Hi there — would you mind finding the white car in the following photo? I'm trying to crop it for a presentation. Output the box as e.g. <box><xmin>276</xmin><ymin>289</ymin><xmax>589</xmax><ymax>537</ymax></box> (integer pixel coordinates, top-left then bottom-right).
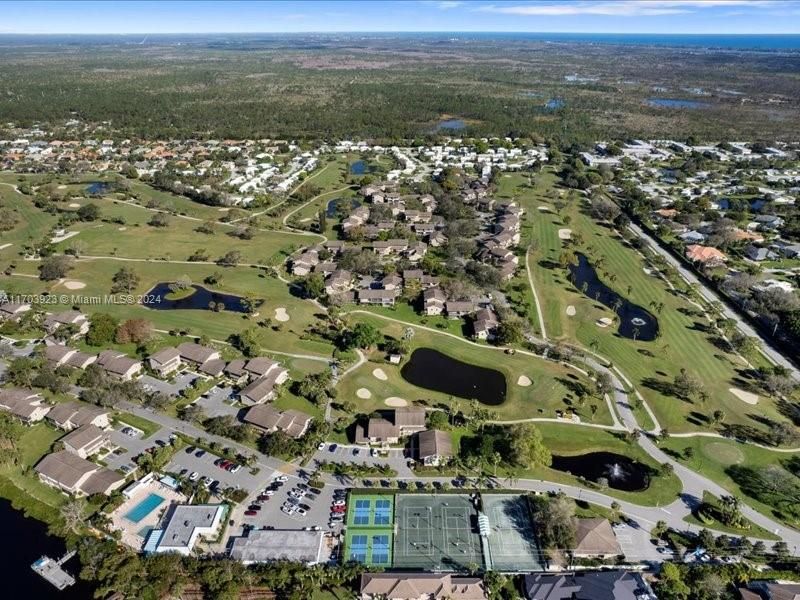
<box><xmin>281</xmin><ymin>506</ymin><xmax>297</xmax><ymax>515</ymax></box>
<box><xmin>332</xmin><ymin>499</ymin><xmax>346</xmax><ymax>507</ymax></box>
<box><xmin>274</xmin><ymin>475</ymin><xmax>288</xmax><ymax>483</ymax></box>
<box><xmin>263</xmin><ymin>490</ymin><xmax>274</xmax><ymax>496</ymax></box>
<box><xmin>317</xmin><ymin>442</ymin><xmax>325</xmax><ymax>450</ymax></box>
<box><xmin>230</xmin><ymin>464</ymin><xmax>242</xmax><ymax>474</ymax></box>
<box><xmin>189</xmin><ymin>471</ymin><xmax>200</xmax><ymax>481</ymax></box>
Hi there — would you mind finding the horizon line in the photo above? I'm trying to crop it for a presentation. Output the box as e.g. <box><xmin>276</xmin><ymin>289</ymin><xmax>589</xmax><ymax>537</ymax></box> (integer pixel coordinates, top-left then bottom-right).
<box><xmin>1</xmin><ymin>31</ymin><xmax>800</xmax><ymax>37</ymax></box>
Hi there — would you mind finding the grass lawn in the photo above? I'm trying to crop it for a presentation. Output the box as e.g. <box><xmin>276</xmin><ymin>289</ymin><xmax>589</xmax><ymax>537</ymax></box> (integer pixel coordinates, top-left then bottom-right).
<box><xmin>509</xmin><ymin>169</ymin><xmax>791</xmax><ymax>436</ymax></box>
<box><xmin>0</xmin><ymin>185</ymin><xmax>59</xmax><ymax>261</ymax></box>
<box><xmin>660</xmin><ymin>435</ymin><xmax>800</xmax><ymax>526</ymax></box>
<box><xmin>0</xmin><ymin>422</ymin><xmax>69</xmax><ymax>526</ymax></box>
<box><xmin>339</xmin><ymin>313</ymin><xmax>612</xmax><ymax>425</ymax></box>
<box><xmin>682</xmin><ymin>490</ymin><xmax>779</xmax><ymax>540</ymax></box>
<box><xmin>115</xmin><ymin>412</ymin><xmax>161</xmax><ymax>439</ymax></box>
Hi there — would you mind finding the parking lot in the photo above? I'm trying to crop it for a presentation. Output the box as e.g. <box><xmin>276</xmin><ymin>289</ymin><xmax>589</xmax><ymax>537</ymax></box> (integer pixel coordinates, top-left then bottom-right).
<box><xmin>166</xmin><ymin>446</ymin><xmax>274</xmax><ymax>494</ymax></box>
<box><xmin>238</xmin><ymin>474</ymin><xmax>348</xmax><ymax>536</ymax></box>
<box><xmin>613</xmin><ymin>522</ymin><xmax>673</xmax><ymax>564</ymax></box>
<box><xmin>104</xmin><ymin>421</ymin><xmax>171</xmax><ymax>474</ymax></box>
<box><xmin>307</xmin><ymin>443</ymin><xmax>414</xmax><ymax>477</ymax></box>
<box><xmin>139</xmin><ymin>372</ymin><xmax>199</xmax><ymax>397</ymax></box>
<box><xmin>195</xmin><ymin>385</ymin><xmax>239</xmax><ymax>418</ymax></box>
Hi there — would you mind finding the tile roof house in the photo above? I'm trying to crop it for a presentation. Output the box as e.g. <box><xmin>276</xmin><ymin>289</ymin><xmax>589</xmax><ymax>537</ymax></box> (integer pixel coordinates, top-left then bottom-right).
<box><xmin>355</xmin><ymin>408</ymin><xmax>427</xmax><ymax>445</ymax></box>
<box><xmin>0</xmin><ymin>388</ymin><xmax>50</xmax><ymax>424</ymax></box>
<box><xmin>416</xmin><ymin>429</ymin><xmax>454</xmax><ymax>466</ymax></box>
<box><xmin>422</xmin><ymin>287</ymin><xmax>446</xmax><ymax>316</ymax></box>
<box><xmin>360</xmin><ymin>573</ymin><xmax>487</xmax><ymax>600</ymax></box>
<box><xmin>96</xmin><ymin>350</ymin><xmax>142</xmax><ymax>380</ymax></box>
<box><xmin>35</xmin><ymin>450</ymin><xmax>124</xmax><ymax>497</ymax></box>
<box><xmin>61</xmin><ymin>424</ymin><xmax>113</xmax><ymax>459</ymax></box>
<box><xmin>325</xmin><ymin>270</ymin><xmax>353</xmax><ymax>295</ymax></box>
<box><xmin>523</xmin><ymin>570</ymin><xmax>653</xmax><ymax>600</ymax></box>
<box><xmin>177</xmin><ymin>342</ymin><xmax>221</xmax><ymax>366</ymax></box>
<box><xmin>473</xmin><ymin>308</ymin><xmax>499</xmax><ymax>341</ymax></box>
<box><xmin>685</xmin><ymin>244</ymin><xmax>727</xmax><ymax>267</ymax></box>
<box><xmin>148</xmin><ymin>347</ymin><xmax>183</xmax><ymax>377</ymax></box>
<box><xmin>243</xmin><ymin>405</ymin><xmax>313</xmax><ymax>438</ymax></box>
<box><xmin>573</xmin><ymin>518</ymin><xmax>622</xmax><ymax>558</ymax></box>
<box><xmin>47</xmin><ymin>401</ymin><xmax>110</xmax><ymax>431</ymax></box>
<box><xmin>238</xmin><ymin>365</ymin><xmax>290</xmax><ymax>405</ymax></box>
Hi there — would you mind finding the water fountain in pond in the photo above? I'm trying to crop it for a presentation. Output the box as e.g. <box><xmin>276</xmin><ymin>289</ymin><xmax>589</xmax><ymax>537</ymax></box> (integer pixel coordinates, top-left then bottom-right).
<box><xmin>607</xmin><ymin>462</ymin><xmax>626</xmax><ymax>481</ymax></box>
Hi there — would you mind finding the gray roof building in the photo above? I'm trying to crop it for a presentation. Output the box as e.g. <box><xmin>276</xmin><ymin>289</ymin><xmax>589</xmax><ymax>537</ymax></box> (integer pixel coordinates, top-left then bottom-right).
<box><xmin>229</xmin><ymin>529</ymin><xmax>326</xmax><ymax>565</ymax></box>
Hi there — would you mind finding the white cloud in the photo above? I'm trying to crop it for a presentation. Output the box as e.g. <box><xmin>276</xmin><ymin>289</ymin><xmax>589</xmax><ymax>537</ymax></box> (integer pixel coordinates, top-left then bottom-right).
<box><xmin>438</xmin><ymin>1</ymin><xmax>464</xmax><ymax>8</ymax></box>
<box><xmin>476</xmin><ymin>0</ymin><xmax>783</xmax><ymax>17</ymax></box>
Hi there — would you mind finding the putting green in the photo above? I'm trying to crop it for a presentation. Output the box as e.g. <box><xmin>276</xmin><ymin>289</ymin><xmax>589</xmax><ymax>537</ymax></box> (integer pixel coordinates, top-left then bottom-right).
<box><xmin>701</xmin><ymin>441</ymin><xmax>744</xmax><ymax>466</ymax></box>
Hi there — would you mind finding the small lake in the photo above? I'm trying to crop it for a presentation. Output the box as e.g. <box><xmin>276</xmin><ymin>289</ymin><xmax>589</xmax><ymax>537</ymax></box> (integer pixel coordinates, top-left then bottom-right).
<box><xmin>647</xmin><ymin>98</ymin><xmax>710</xmax><ymax>109</ymax></box>
<box><xmin>0</xmin><ymin>498</ymin><xmax>96</xmax><ymax>598</ymax></box>
<box><xmin>326</xmin><ymin>197</ymin><xmax>362</xmax><ymax>218</ymax></box>
<box><xmin>569</xmin><ymin>253</ymin><xmax>659</xmax><ymax>341</ymax></box>
<box><xmin>551</xmin><ymin>452</ymin><xmax>650</xmax><ymax>492</ymax></box>
<box><xmin>400</xmin><ymin>348</ymin><xmax>506</xmax><ymax>405</ymax></box>
<box><xmin>143</xmin><ymin>283</ymin><xmax>256</xmax><ymax>313</ymax></box>
<box><xmin>349</xmin><ymin>160</ymin><xmax>375</xmax><ymax>175</ymax></box>
<box><xmin>435</xmin><ymin>118</ymin><xmax>467</xmax><ymax>132</ymax></box>
<box><xmin>545</xmin><ymin>98</ymin><xmax>565</xmax><ymax>109</ymax></box>
<box><xmin>85</xmin><ymin>181</ymin><xmax>112</xmax><ymax>195</ymax></box>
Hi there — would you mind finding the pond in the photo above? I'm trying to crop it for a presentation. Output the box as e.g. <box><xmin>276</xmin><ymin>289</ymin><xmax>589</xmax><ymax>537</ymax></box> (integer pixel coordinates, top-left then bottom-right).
<box><xmin>85</xmin><ymin>181</ymin><xmax>112</xmax><ymax>195</ymax></box>
<box><xmin>143</xmin><ymin>283</ymin><xmax>256</xmax><ymax>313</ymax></box>
<box><xmin>569</xmin><ymin>253</ymin><xmax>659</xmax><ymax>341</ymax></box>
<box><xmin>400</xmin><ymin>348</ymin><xmax>506</xmax><ymax>405</ymax></box>
<box><xmin>434</xmin><ymin>118</ymin><xmax>467</xmax><ymax>132</ymax></box>
<box><xmin>326</xmin><ymin>197</ymin><xmax>362</xmax><ymax>218</ymax></box>
<box><xmin>349</xmin><ymin>160</ymin><xmax>374</xmax><ymax>175</ymax></box>
<box><xmin>545</xmin><ymin>98</ymin><xmax>565</xmax><ymax>109</ymax></box>
<box><xmin>647</xmin><ymin>98</ymin><xmax>710</xmax><ymax>109</ymax></box>
<box><xmin>550</xmin><ymin>452</ymin><xmax>650</xmax><ymax>492</ymax></box>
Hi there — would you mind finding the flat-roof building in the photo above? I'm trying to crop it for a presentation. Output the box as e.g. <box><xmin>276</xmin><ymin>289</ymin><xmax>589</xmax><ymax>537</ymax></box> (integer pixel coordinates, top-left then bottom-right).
<box><xmin>229</xmin><ymin>529</ymin><xmax>327</xmax><ymax>565</ymax></box>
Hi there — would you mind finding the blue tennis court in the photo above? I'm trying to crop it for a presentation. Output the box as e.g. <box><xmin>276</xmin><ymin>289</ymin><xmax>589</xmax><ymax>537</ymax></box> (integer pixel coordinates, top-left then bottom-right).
<box><xmin>374</xmin><ymin>499</ymin><xmax>391</xmax><ymax>525</ymax></box>
<box><xmin>372</xmin><ymin>534</ymin><xmax>390</xmax><ymax>565</ymax></box>
<box><xmin>348</xmin><ymin>534</ymin><xmax>368</xmax><ymax>562</ymax></box>
<box><xmin>353</xmin><ymin>499</ymin><xmax>371</xmax><ymax>525</ymax></box>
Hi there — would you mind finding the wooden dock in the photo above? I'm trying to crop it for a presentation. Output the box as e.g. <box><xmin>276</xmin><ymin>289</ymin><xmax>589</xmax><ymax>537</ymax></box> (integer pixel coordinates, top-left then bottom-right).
<box><xmin>31</xmin><ymin>550</ymin><xmax>76</xmax><ymax>590</ymax></box>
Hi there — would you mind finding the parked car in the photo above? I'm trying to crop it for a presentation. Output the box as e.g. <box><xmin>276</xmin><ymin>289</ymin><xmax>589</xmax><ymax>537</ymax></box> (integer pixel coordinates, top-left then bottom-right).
<box><xmin>189</xmin><ymin>471</ymin><xmax>200</xmax><ymax>481</ymax></box>
<box><xmin>122</xmin><ymin>427</ymin><xmax>137</xmax><ymax>437</ymax></box>
<box><xmin>332</xmin><ymin>499</ymin><xmax>346</xmax><ymax>507</ymax></box>
<box><xmin>317</xmin><ymin>442</ymin><xmax>325</xmax><ymax>450</ymax></box>
<box><xmin>230</xmin><ymin>464</ymin><xmax>242</xmax><ymax>473</ymax></box>
<box><xmin>185</xmin><ymin>446</ymin><xmax>196</xmax><ymax>454</ymax></box>
<box><xmin>296</xmin><ymin>508</ymin><xmax>307</xmax><ymax>516</ymax></box>
<box><xmin>328</xmin><ymin>444</ymin><xmax>338</xmax><ymax>452</ymax></box>
<box><xmin>274</xmin><ymin>475</ymin><xmax>288</xmax><ymax>483</ymax></box>
<box><xmin>195</xmin><ymin>450</ymin><xmax>206</xmax><ymax>458</ymax></box>
<box><xmin>257</xmin><ymin>495</ymin><xmax>271</xmax><ymax>502</ymax></box>
<box><xmin>352</xmin><ymin>448</ymin><xmax>360</xmax><ymax>456</ymax></box>
<box><xmin>308</xmin><ymin>488</ymin><xmax>321</xmax><ymax>495</ymax></box>
<box><xmin>263</xmin><ymin>490</ymin><xmax>275</xmax><ymax>496</ymax></box>
<box><xmin>244</xmin><ymin>510</ymin><xmax>258</xmax><ymax>517</ymax></box>
<box><xmin>248</xmin><ymin>504</ymin><xmax>262</xmax><ymax>511</ymax></box>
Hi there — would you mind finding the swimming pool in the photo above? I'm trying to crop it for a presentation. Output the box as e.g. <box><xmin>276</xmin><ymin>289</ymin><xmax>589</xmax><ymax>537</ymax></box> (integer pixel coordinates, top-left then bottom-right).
<box><xmin>124</xmin><ymin>493</ymin><xmax>165</xmax><ymax>523</ymax></box>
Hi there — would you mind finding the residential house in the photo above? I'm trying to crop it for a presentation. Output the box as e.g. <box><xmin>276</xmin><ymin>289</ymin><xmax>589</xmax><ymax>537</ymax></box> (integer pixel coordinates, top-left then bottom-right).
<box><xmin>291</xmin><ymin>250</ymin><xmax>320</xmax><ymax>276</ymax></box>
<box><xmin>416</xmin><ymin>429</ymin><xmax>453</xmax><ymax>466</ymax></box>
<box><xmin>423</xmin><ymin>288</ymin><xmax>446</xmax><ymax>316</ymax></box>
<box><xmin>573</xmin><ymin>518</ymin><xmax>622</xmax><ymax>559</ymax></box>
<box><xmin>0</xmin><ymin>301</ymin><xmax>31</xmax><ymax>322</ymax></box>
<box><xmin>678</xmin><ymin>230</ymin><xmax>707</xmax><ymax>244</ymax></box>
<box><xmin>96</xmin><ymin>349</ymin><xmax>142</xmax><ymax>380</ymax></box>
<box><xmin>243</xmin><ymin>405</ymin><xmax>313</xmax><ymax>438</ymax></box>
<box><xmin>356</xmin><ymin>407</ymin><xmax>427</xmax><ymax>445</ymax></box>
<box><xmin>148</xmin><ymin>347</ymin><xmax>183</xmax><ymax>377</ymax></box>
<box><xmin>739</xmin><ymin>582</ymin><xmax>800</xmax><ymax>600</ymax></box>
<box><xmin>43</xmin><ymin>310</ymin><xmax>90</xmax><ymax>337</ymax></box>
<box><xmin>177</xmin><ymin>342</ymin><xmax>221</xmax><ymax>367</ymax></box>
<box><xmin>198</xmin><ymin>358</ymin><xmax>226</xmax><ymax>377</ymax></box>
<box><xmin>358</xmin><ymin>288</ymin><xmax>398</xmax><ymax>307</ymax></box>
<box><xmin>745</xmin><ymin>245</ymin><xmax>778</xmax><ymax>262</ymax></box>
<box><xmin>35</xmin><ymin>450</ymin><xmax>124</xmax><ymax>496</ymax></box>
<box><xmin>685</xmin><ymin>244</ymin><xmax>727</xmax><ymax>267</ymax></box>
<box><xmin>755</xmin><ymin>215</ymin><xmax>785</xmax><ymax>231</ymax></box>
<box><xmin>243</xmin><ymin>357</ymin><xmax>287</xmax><ymax>382</ymax></box>
<box><xmin>61</xmin><ymin>424</ymin><xmax>113</xmax><ymax>459</ymax></box>
<box><xmin>446</xmin><ymin>301</ymin><xmax>475</xmax><ymax>318</ymax></box>
<box><xmin>360</xmin><ymin>573</ymin><xmax>487</xmax><ymax>600</ymax></box>
<box><xmin>47</xmin><ymin>401</ymin><xmax>110</xmax><ymax>431</ymax></box>
<box><xmin>0</xmin><ymin>388</ymin><xmax>51</xmax><ymax>424</ymax></box>
<box><xmin>325</xmin><ymin>270</ymin><xmax>353</xmax><ymax>295</ymax></box>
<box><xmin>523</xmin><ymin>571</ymin><xmax>655</xmax><ymax>600</ymax></box>
<box><xmin>148</xmin><ymin>504</ymin><xmax>226</xmax><ymax>555</ymax></box>
<box><xmin>372</xmin><ymin>239</ymin><xmax>409</xmax><ymax>256</ymax></box>
<box><xmin>473</xmin><ymin>308</ymin><xmax>499</xmax><ymax>341</ymax></box>
<box><xmin>239</xmin><ymin>368</ymin><xmax>289</xmax><ymax>405</ymax></box>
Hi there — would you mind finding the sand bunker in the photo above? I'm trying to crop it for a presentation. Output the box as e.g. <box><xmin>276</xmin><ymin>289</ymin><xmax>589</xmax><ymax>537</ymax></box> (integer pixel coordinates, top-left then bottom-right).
<box><xmin>384</xmin><ymin>397</ymin><xmax>408</xmax><ymax>407</ymax></box>
<box><xmin>537</xmin><ymin>206</ymin><xmax>551</xmax><ymax>212</ymax></box>
<box><xmin>62</xmin><ymin>280</ymin><xmax>86</xmax><ymax>290</ymax></box>
<box><xmin>372</xmin><ymin>368</ymin><xmax>388</xmax><ymax>381</ymax></box>
<box><xmin>274</xmin><ymin>307</ymin><xmax>290</xmax><ymax>322</ymax></box>
<box><xmin>356</xmin><ymin>388</ymin><xmax>372</xmax><ymax>399</ymax></box>
<box><xmin>68</xmin><ymin>203</ymin><xmax>81</xmax><ymax>208</ymax></box>
<box><xmin>566</xmin><ymin>305</ymin><xmax>576</xmax><ymax>317</ymax></box>
<box><xmin>558</xmin><ymin>229</ymin><xmax>572</xmax><ymax>240</ymax></box>
<box><xmin>596</xmin><ymin>317</ymin><xmax>613</xmax><ymax>328</ymax></box>
<box><xmin>57</xmin><ymin>185</ymin><xmax>67</xmax><ymax>190</ymax></box>
<box><xmin>118</xmin><ymin>226</ymin><xmax>127</xmax><ymax>231</ymax></box>
<box><xmin>517</xmin><ymin>375</ymin><xmax>532</xmax><ymax>387</ymax></box>
<box><xmin>729</xmin><ymin>387</ymin><xmax>758</xmax><ymax>405</ymax></box>
<box><xmin>0</xmin><ymin>243</ymin><xmax>12</xmax><ymax>251</ymax></box>
<box><xmin>217</xmin><ymin>207</ymin><xmax>229</xmax><ymax>212</ymax></box>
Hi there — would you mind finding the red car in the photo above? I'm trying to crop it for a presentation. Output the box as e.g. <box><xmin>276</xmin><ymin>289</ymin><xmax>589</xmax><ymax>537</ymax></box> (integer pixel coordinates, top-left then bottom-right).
<box><xmin>244</xmin><ymin>510</ymin><xmax>258</xmax><ymax>516</ymax></box>
<box><xmin>332</xmin><ymin>505</ymin><xmax>346</xmax><ymax>513</ymax></box>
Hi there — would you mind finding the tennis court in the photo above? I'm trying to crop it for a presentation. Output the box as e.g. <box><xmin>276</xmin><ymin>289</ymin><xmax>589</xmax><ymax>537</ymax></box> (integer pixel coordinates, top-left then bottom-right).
<box><xmin>344</xmin><ymin>494</ymin><xmax>395</xmax><ymax>566</ymax></box>
<box><xmin>346</xmin><ymin>494</ymin><xmax>395</xmax><ymax>528</ymax></box>
<box><xmin>393</xmin><ymin>494</ymin><xmax>484</xmax><ymax>571</ymax></box>
<box><xmin>481</xmin><ymin>494</ymin><xmax>544</xmax><ymax>572</ymax></box>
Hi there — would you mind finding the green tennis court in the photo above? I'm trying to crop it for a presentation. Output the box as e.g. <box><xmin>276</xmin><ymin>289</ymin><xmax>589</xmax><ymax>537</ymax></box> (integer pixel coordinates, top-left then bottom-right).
<box><xmin>393</xmin><ymin>494</ymin><xmax>484</xmax><ymax>570</ymax></box>
<box><xmin>344</xmin><ymin>494</ymin><xmax>395</xmax><ymax>566</ymax></box>
<box><xmin>481</xmin><ymin>494</ymin><xmax>544</xmax><ymax>571</ymax></box>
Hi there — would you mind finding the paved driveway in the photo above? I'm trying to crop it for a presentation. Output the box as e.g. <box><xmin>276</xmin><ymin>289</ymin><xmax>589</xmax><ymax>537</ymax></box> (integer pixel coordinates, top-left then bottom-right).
<box><xmin>104</xmin><ymin>421</ymin><xmax>171</xmax><ymax>473</ymax></box>
<box><xmin>613</xmin><ymin>522</ymin><xmax>673</xmax><ymax>564</ymax></box>
<box><xmin>139</xmin><ymin>372</ymin><xmax>199</xmax><ymax>396</ymax></box>
<box><xmin>306</xmin><ymin>443</ymin><xmax>414</xmax><ymax>477</ymax></box>
<box><xmin>195</xmin><ymin>385</ymin><xmax>239</xmax><ymax>418</ymax></box>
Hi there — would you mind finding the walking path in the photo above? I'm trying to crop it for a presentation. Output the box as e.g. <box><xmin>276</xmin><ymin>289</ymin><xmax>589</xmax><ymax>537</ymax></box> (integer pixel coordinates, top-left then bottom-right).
<box><xmin>525</xmin><ymin>246</ymin><xmax>548</xmax><ymax>340</ymax></box>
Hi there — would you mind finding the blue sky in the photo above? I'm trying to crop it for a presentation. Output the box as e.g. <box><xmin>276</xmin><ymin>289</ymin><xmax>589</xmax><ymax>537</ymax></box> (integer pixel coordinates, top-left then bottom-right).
<box><xmin>3</xmin><ymin>1</ymin><xmax>800</xmax><ymax>34</ymax></box>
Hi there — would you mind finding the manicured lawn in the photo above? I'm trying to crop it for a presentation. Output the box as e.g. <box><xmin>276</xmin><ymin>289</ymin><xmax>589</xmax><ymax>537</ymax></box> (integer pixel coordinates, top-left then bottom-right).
<box><xmin>0</xmin><ymin>185</ymin><xmax>59</xmax><ymax>261</ymax></box>
<box><xmin>660</xmin><ymin>436</ymin><xmax>800</xmax><ymax>526</ymax></box>
<box><xmin>339</xmin><ymin>313</ymin><xmax>613</xmax><ymax>425</ymax></box>
<box><xmin>513</xmin><ymin>169</ymin><xmax>790</xmax><ymax>435</ymax></box>
<box><xmin>115</xmin><ymin>413</ymin><xmax>161</xmax><ymax>439</ymax></box>
<box><xmin>682</xmin><ymin>491</ymin><xmax>779</xmax><ymax>540</ymax></box>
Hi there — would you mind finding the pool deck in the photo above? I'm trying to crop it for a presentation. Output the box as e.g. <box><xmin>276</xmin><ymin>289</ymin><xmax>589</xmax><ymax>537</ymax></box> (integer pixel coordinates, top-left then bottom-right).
<box><xmin>110</xmin><ymin>480</ymin><xmax>185</xmax><ymax>550</ymax></box>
